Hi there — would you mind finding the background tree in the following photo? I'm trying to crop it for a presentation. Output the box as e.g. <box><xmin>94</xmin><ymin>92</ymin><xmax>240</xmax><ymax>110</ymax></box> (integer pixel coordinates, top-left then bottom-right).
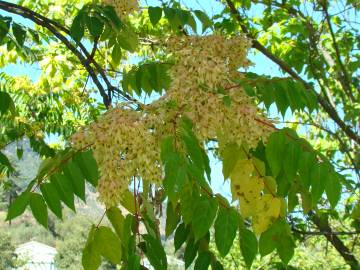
<box><xmin>0</xmin><ymin>231</ymin><xmax>18</xmax><ymax>269</ymax></box>
<box><xmin>0</xmin><ymin>0</ymin><xmax>359</xmax><ymax>269</ymax></box>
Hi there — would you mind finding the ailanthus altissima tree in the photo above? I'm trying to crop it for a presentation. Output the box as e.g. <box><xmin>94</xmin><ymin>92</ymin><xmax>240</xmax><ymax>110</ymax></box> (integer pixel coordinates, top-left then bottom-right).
<box><xmin>0</xmin><ymin>0</ymin><xmax>359</xmax><ymax>269</ymax></box>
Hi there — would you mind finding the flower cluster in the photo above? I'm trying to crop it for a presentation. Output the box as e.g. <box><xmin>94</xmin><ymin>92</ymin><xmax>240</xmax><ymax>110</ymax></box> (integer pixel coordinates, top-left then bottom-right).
<box><xmin>167</xmin><ymin>35</ymin><xmax>252</xmax><ymax>89</ymax></box>
<box><xmin>71</xmin><ymin>34</ymin><xmax>274</xmax><ymax>207</ymax></box>
<box><xmin>163</xmin><ymin>35</ymin><xmax>272</xmax><ymax>148</ymax></box>
<box><xmin>71</xmin><ymin>107</ymin><xmax>161</xmax><ymax>206</ymax></box>
<box><xmin>102</xmin><ymin>0</ymin><xmax>139</xmax><ymax>17</ymax></box>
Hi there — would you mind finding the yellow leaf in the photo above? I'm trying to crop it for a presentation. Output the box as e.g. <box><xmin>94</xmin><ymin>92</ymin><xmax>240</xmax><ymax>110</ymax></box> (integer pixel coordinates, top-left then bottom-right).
<box><xmin>230</xmin><ymin>159</ymin><xmax>254</xmax><ymax>200</ymax></box>
<box><xmin>252</xmin><ymin>158</ymin><xmax>265</xmax><ymax>176</ymax></box>
<box><xmin>230</xmin><ymin>159</ymin><xmax>254</xmax><ymax>182</ymax></box>
<box><xmin>242</xmin><ymin>176</ymin><xmax>264</xmax><ymax>201</ymax></box>
<box><xmin>258</xmin><ymin>195</ymin><xmax>280</xmax><ymax>217</ymax></box>
<box><xmin>263</xmin><ymin>176</ymin><xmax>277</xmax><ymax>195</ymax></box>
<box><xmin>252</xmin><ymin>215</ymin><xmax>271</xmax><ymax>235</ymax></box>
<box><xmin>279</xmin><ymin>198</ymin><xmax>287</xmax><ymax>217</ymax></box>
<box><xmin>239</xmin><ymin>197</ymin><xmax>257</xmax><ymax>218</ymax></box>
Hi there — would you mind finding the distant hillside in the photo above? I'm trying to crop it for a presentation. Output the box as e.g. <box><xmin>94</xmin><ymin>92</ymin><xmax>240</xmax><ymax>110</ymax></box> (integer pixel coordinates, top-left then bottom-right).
<box><xmin>3</xmin><ymin>139</ymin><xmax>41</xmax><ymax>190</ymax></box>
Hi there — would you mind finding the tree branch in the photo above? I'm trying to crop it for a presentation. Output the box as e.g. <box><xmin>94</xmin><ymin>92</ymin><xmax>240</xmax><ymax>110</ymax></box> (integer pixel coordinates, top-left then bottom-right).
<box><xmin>224</xmin><ymin>0</ymin><xmax>360</xmax><ymax>145</ymax></box>
<box><xmin>321</xmin><ymin>1</ymin><xmax>355</xmax><ymax>102</ymax></box>
<box><xmin>292</xmin><ymin>227</ymin><xmax>360</xmax><ymax>236</ymax></box>
<box><xmin>0</xmin><ymin>0</ymin><xmax>112</xmax><ymax>107</ymax></box>
<box><xmin>309</xmin><ymin>211</ymin><xmax>359</xmax><ymax>269</ymax></box>
<box><xmin>0</xmin><ymin>1</ymin><xmax>142</xmax><ymax>108</ymax></box>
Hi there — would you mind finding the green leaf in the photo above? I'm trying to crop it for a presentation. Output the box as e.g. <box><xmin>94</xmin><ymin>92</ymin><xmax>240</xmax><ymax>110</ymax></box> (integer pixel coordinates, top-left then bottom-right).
<box><xmin>160</xmin><ymin>136</ymin><xmax>175</xmax><ymax>163</ymax></box>
<box><xmin>221</xmin><ymin>142</ymin><xmax>243</xmax><ymax>179</ymax></box>
<box><xmin>184</xmin><ymin>238</ymin><xmax>198</xmax><ymax>269</ymax></box>
<box><xmin>310</xmin><ymin>163</ymin><xmax>328</xmax><ymax>205</ymax></box>
<box><xmin>192</xmin><ymin>196</ymin><xmax>218</xmax><ymax>241</ymax></box>
<box><xmin>0</xmin><ymin>17</ymin><xmax>10</xmax><ymax>43</ymax></box>
<box><xmin>73</xmin><ymin>150</ymin><xmax>99</xmax><ymax>187</ymax></box>
<box><xmin>239</xmin><ymin>229</ymin><xmax>258</xmax><ymax>269</ymax></box>
<box><xmin>181</xmin><ymin>118</ymin><xmax>211</xmax><ymax>180</ymax></box>
<box><xmin>161</xmin><ymin>137</ymin><xmax>187</xmax><ymax>201</ymax></box>
<box><xmin>215</xmin><ymin>207</ymin><xmax>239</xmax><ymax>257</ymax></box>
<box><xmin>12</xmin><ymin>23</ymin><xmax>26</xmax><ymax>47</ymax></box>
<box><xmin>258</xmin><ymin>219</ymin><xmax>294</xmax><ymax>264</ymax></box>
<box><xmin>148</xmin><ymin>6</ymin><xmax>162</xmax><ymax>26</ymax></box>
<box><xmin>259</xmin><ymin>226</ymin><xmax>277</xmax><ymax>257</ymax></box>
<box><xmin>177</xmin><ymin>9</ymin><xmax>190</xmax><ymax>27</ymax></box>
<box><xmin>16</xmin><ymin>148</ymin><xmax>23</xmax><ymax>159</ymax></box>
<box><xmin>265</xmin><ymin>131</ymin><xmax>286</xmax><ymax>178</ymax></box>
<box><xmin>165</xmin><ymin>202</ymin><xmax>180</xmax><ymax>238</ymax></box>
<box><xmin>50</xmin><ymin>173</ymin><xmax>75</xmax><ymax>211</ymax></box>
<box><xmin>194</xmin><ymin>10</ymin><xmax>212</xmax><ymax>32</ymax></box>
<box><xmin>102</xmin><ymin>6</ymin><xmax>122</xmax><ymax>30</ymax></box>
<box><xmin>277</xmin><ymin>234</ymin><xmax>295</xmax><ymax>265</ymax></box>
<box><xmin>187</xmin><ymin>13</ymin><xmax>197</xmax><ymax>32</ymax></box>
<box><xmin>274</xmin><ymin>84</ymin><xmax>289</xmax><ymax>117</ymax></box>
<box><xmin>29</xmin><ymin>193</ymin><xmax>48</xmax><ymax>228</ymax></box>
<box><xmin>142</xmin><ymin>212</ymin><xmax>159</xmax><ymax>240</ymax></box>
<box><xmin>63</xmin><ymin>161</ymin><xmax>86</xmax><ymax>201</ymax></box>
<box><xmin>106</xmin><ymin>207</ymin><xmax>125</xmax><ymax>239</ymax></box>
<box><xmin>111</xmin><ymin>43</ymin><xmax>122</xmax><ymax>66</ymax></box>
<box><xmin>212</xmin><ymin>261</ymin><xmax>224</xmax><ymax>270</ymax></box>
<box><xmin>174</xmin><ymin>223</ymin><xmax>189</xmax><ymax>251</ymax></box>
<box><xmin>0</xmin><ymin>151</ymin><xmax>12</xmax><ymax>168</ymax></box>
<box><xmin>120</xmin><ymin>190</ymin><xmax>136</xmax><ymax>214</ymax></box>
<box><xmin>325</xmin><ymin>173</ymin><xmax>341</xmax><ymax>208</ymax></box>
<box><xmin>283</xmin><ymin>141</ymin><xmax>300</xmax><ymax>181</ymax></box>
<box><xmin>40</xmin><ymin>183</ymin><xmax>62</xmax><ymax>219</ymax></box>
<box><xmin>86</xmin><ymin>15</ymin><xmax>104</xmax><ymax>38</ymax></box>
<box><xmin>222</xmin><ymin>95</ymin><xmax>232</xmax><ymax>107</ymax></box>
<box><xmin>194</xmin><ymin>251</ymin><xmax>212</xmax><ymax>270</ymax></box>
<box><xmin>164</xmin><ymin>7</ymin><xmax>181</xmax><ymax>30</ymax></box>
<box><xmin>147</xmin><ymin>64</ymin><xmax>159</xmax><ymax>93</ymax></box>
<box><xmin>143</xmin><ymin>234</ymin><xmax>167</xmax><ymax>270</ymax></box>
<box><xmin>94</xmin><ymin>226</ymin><xmax>122</xmax><ymax>264</ymax></box>
<box><xmin>276</xmin><ymin>169</ymin><xmax>290</xmax><ymax>197</ymax></box>
<box><xmin>6</xmin><ymin>190</ymin><xmax>30</xmax><ymax>221</ymax></box>
<box><xmin>285</xmin><ymin>83</ymin><xmax>301</xmax><ymax>112</ymax></box>
<box><xmin>126</xmin><ymin>254</ymin><xmax>141</xmax><ymax>270</ymax></box>
<box><xmin>298</xmin><ymin>151</ymin><xmax>316</xmax><ymax>189</ymax></box>
<box><xmin>0</xmin><ymin>91</ymin><xmax>15</xmax><ymax>115</ymax></box>
<box><xmin>70</xmin><ymin>12</ymin><xmax>85</xmax><ymax>42</ymax></box>
<box><xmin>180</xmin><ymin>189</ymin><xmax>197</xmax><ymax>225</ymax></box>
<box><xmin>164</xmin><ymin>154</ymin><xmax>187</xmax><ymax>201</ymax></box>
<box><xmin>117</xmin><ymin>29</ymin><xmax>138</xmax><ymax>52</ymax></box>
<box><xmin>82</xmin><ymin>226</ymin><xmax>101</xmax><ymax>270</ymax></box>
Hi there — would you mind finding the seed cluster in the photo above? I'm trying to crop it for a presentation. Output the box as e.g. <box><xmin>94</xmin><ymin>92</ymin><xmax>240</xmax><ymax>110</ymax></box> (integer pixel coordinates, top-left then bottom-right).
<box><xmin>102</xmin><ymin>0</ymin><xmax>139</xmax><ymax>17</ymax></box>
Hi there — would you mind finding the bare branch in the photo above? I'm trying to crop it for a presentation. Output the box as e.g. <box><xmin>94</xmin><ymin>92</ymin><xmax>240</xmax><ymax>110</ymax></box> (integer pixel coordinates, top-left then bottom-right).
<box><xmin>292</xmin><ymin>227</ymin><xmax>360</xmax><ymax>236</ymax></box>
<box><xmin>321</xmin><ymin>1</ymin><xmax>355</xmax><ymax>102</ymax></box>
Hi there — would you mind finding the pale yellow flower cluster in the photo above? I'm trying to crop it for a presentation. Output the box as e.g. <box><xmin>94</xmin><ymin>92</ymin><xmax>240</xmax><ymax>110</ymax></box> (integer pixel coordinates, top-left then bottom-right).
<box><xmin>167</xmin><ymin>35</ymin><xmax>252</xmax><ymax>89</ymax></box>
<box><xmin>102</xmin><ymin>0</ymin><xmax>139</xmax><ymax>17</ymax></box>
<box><xmin>163</xmin><ymin>35</ymin><xmax>272</xmax><ymax>148</ymax></box>
<box><xmin>71</xmin><ymin>107</ymin><xmax>161</xmax><ymax>206</ymax></box>
<box><xmin>71</xmin><ymin>34</ymin><xmax>273</xmax><ymax>207</ymax></box>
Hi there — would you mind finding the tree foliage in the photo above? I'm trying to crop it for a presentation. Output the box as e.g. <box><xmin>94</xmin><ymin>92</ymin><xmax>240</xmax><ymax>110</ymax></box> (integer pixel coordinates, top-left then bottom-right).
<box><xmin>0</xmin><ymin>0</ymin><xmax>359</xmax><ymax>269</ymax></box>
